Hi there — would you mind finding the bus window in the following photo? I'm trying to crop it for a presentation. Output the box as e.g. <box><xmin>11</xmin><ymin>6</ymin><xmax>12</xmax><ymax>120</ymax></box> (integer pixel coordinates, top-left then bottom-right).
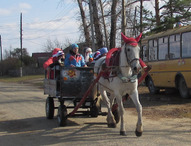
<box><xmin>149</xmin><ymin>39</ymin><xmax>157</xmax><ymax>61</ymax></box>
<box><xmin>169</xmin><ymin>34</ymin><xmax>180</xmax><ymax>59</ymax></box>
<box><xmin>142</xmin><ymin>45</ymin><xmax>148</xmax><ymax>61</ymax></box>
<box><xmin>182</xmin><ymin>31</ymin><xmax>191</xmax><ymax>58</ymax></box>
<box><xmin>175</xmin><ymin>34</ymin><xmax>180</xmax><ymax>41</ymax></box>
<box><xmin>159</xmin><ymin>37</ymin><xmax>168</xmax><ymax>60</ymax></box>
<box><xmin>142</xmin><ymin>25</ymin><xmax>191</xmax><ymax>98</ymax></box>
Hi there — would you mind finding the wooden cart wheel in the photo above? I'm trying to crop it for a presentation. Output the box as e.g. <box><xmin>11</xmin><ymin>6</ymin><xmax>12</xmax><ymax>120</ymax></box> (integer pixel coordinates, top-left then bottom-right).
<box><xmin>45</xmin><ymin>96</ymin><xmax>54</xmax><ymax>119</ymax></box>
<box><xmin>112</xmin><ymin>107</ymin><xmax>120</xmax><ymax>124</ymax></box>
<box><xmin>57</xmin><ymin>105</ymin><xmax>67</xmax><ymax>126</ymax></box>
<box><xmin>90</xmin><ymin>97</ymin><xmax>101</xmax><ymax>117</ymax></box>
<box><xmin>90</xmin><ymin>105</ymin><xmax>99</xmax><ymax>117</ymax></box>
<box><xmin>112</xmin><ymin>99</ymin><xmax>120</xmax><ymax>124</ymax></box>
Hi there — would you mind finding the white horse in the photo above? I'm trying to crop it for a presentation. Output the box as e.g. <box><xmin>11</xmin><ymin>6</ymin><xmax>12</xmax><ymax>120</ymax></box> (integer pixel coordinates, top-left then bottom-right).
<box><xmin>94</xmin><ymin>33</ymin><xmax>143</xmax><ymax>136</ymax></box>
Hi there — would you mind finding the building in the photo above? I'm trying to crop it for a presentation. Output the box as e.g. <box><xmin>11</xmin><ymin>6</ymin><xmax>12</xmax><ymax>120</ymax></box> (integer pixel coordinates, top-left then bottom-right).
<box><xmin>32</xmin><ymin>52</ymin><xmax>52</xmax><ymax>67</ymax></box>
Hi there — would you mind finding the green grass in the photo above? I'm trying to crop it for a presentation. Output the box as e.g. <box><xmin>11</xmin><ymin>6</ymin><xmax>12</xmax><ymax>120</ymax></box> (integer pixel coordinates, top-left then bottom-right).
<box><xmin>0</xmin><ymin>75</ymin><xmax>44</xmax><ymax>83</ymax></box>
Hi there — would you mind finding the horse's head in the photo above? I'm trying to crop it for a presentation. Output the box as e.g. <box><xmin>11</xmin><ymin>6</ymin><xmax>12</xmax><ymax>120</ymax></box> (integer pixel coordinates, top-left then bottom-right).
<box><xmin>121</xmin><ymin>33</ymin><xmax>142</xmax><ymax>75</ymax></box>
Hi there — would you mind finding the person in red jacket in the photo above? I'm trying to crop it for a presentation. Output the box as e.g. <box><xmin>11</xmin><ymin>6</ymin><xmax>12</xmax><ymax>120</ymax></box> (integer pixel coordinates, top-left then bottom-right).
<box><xmin>43</xmin><ymin>48</ymin><xmax>64</xmax><ymax>69</ymax></box>
<box><xmin>43</xmin><ymin>48</ymin><xmax>65</xmax><ymax>79</ymax></box>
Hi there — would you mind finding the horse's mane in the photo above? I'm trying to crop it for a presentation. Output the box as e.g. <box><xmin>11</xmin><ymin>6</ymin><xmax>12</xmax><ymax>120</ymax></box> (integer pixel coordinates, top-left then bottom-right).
<box><xmin>105</xmin><ymin>48</ymin><xmax>121</xmax><ymax>67</ymax></box>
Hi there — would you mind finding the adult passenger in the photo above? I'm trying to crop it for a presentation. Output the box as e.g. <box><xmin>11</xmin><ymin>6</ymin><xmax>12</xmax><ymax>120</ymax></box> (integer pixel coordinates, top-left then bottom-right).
<box><xmin>64</xmin><ymin>43</ymin><xmax>87</xmax><ymax>67</ymax></box>
<box><xmin>43</xmin><ymin>48</ymin><xmax>65</xmax><ymax>79</ymax></box>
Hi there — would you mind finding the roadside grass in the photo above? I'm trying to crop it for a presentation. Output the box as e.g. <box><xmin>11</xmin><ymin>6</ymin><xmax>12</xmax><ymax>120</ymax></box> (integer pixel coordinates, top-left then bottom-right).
<box><xmin>0</xmin><ymin>75</ymin><xmax>44</xmax><ymax>83</ymax></box>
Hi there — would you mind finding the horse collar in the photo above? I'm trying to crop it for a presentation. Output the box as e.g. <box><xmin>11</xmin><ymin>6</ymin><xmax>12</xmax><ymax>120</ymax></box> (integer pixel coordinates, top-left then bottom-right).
<box><xmin>118</xmin><ymin>73</ymin><xmax>137</xmax><ymax>83</ymax></box>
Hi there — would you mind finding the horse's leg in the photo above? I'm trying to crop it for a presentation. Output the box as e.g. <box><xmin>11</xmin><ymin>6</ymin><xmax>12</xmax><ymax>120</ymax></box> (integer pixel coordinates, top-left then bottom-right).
<box><xmin>100</xmin><ymin>88</ymin><xmax>116</xmax><ymax>128</ymax></box>
<box><xmin>130</xmin><ymin>90</ymin><xmax>143</xmax><ymax>137</ymax></box>
<box><xmin>115</xmin><ymin>94</ymin><xmax>126</xmax><ymax>136</ymax></box>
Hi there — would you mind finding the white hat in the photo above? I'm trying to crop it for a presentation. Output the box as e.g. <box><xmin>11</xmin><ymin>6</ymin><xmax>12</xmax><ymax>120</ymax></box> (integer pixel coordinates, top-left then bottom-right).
<box><xmin>52</xmin><ymin>50</ymin><xmax>64</xmax><ymax>57</ymax></box>
<box><xmin>86</xmin><ymin>47</ymin><xmax>92</xmax><ymax>53</ymax></box>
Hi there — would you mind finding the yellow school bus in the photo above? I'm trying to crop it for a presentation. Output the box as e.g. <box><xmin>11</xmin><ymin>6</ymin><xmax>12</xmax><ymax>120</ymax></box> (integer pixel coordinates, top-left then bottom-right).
<box><xmin>141</xmin><ymin>25</ymin><xmax>191</xmax><ymax>98</ymax></box>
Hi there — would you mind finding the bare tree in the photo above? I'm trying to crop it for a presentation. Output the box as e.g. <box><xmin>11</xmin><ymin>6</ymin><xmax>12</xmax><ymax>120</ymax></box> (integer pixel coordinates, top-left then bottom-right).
<box><xmin>99</xmin><ymin>0</ymin><xmax>109</xmax><ymax>49</ymax></box>
<box><xmin>61</xmin><ymin>0</ymin><xmax>143</xmax><ymax>50</ymax></box>
<box><xmin>91</xmin><ymin>0</ymin><xmax>103</xmax><ymax>49</ymax></box>
<box><xmin>155</xmin><ymin>0</ymin><xmax>160</xmax><ymax>27</ymax></box>
<box><xmin>4</xmin><ymin>47</ymin><xmax>11</xmax><ymax>59</ymax></box>
<box><xmin>77</xmin><ymin>0</ymin><xmax>91</xmax><ymax>46</ymax></box>
<box><xmin>43</xmin><ymin>38</ymin><xmax>63</xmax><ymax>52</ymax></box>
<box><xmin>110</xmin><ymin>0</ymin><xmax>118</xmax><ymax>49</ymax></box>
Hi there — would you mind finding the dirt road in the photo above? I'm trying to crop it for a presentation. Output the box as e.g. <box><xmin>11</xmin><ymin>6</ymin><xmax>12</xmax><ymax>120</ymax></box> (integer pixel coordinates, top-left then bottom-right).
<box><xmin>0</xmin><ymin>81</ymin><xmax>191</xmax><ymax>146</ymax></box>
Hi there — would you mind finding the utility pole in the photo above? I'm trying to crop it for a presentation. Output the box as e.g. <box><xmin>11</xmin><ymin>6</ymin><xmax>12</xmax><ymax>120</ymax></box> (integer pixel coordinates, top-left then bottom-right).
<box><xmin>89</xmin><ymin>0</ymin><xmax>95</xmax><ymax>52</ymax></box>
<box><xmin>20</xmin><ymin>13</ymin><xmax>23</xmax><ymax>77</ymax></box>
<box><xmin>0</xmin><ymin>35</ymin><xmax>2</xmax><ymax>61</ymax></box>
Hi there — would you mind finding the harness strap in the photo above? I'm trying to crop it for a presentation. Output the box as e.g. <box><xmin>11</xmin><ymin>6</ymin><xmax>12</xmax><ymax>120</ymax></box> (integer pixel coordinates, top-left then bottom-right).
<box><xmin>124</xmin><ymin>44</ymin><xmax>139</xmax><ymax>65</ymax></box>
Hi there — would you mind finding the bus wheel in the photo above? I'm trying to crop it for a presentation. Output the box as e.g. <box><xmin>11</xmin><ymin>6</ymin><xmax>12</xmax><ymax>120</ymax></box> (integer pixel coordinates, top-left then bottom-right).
<box><xmin>147</xmin><ymin>78</ymin><xmax>159</xmax><ymax>94</ymax></box>
<box><xmin>178</xmin><ymin>77</ymin><xmax>190</xmax><ymax>98</ymax></box>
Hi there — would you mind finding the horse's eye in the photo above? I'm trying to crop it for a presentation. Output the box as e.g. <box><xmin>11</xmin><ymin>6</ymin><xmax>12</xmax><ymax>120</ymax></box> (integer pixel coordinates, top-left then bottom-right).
<box><xmin>127</xmin><ymin>48</ymin><xmax>130</xmax><ymax>52</ymax></box>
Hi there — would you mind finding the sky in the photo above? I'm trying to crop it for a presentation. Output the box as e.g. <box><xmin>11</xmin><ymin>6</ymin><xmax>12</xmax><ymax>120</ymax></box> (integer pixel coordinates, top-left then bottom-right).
<box><xmin>0</xmin><ymin>0</ymin><xmax>80</xmax><ymax>57</ymax></box>
<box><xmin>0</xmin><ymin>0</ymin><xmax>166</xmax><ymax>58</ymax></box>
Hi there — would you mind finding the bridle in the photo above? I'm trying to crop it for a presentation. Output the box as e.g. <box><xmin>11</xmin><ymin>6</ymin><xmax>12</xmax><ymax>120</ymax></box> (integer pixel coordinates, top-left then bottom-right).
<box><xmin>124</xmin><ymin>44</ymin><xmax>139</xmax><ymax>67</ymax></box>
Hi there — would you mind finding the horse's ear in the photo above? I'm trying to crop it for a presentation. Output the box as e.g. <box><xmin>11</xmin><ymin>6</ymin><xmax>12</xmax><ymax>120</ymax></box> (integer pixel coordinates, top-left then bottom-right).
<box><xmin>121</xmin><ymin>32</ymin><xmax>128</xmax><ymax>43</ymax></box>
<box><xmin>135</xmin><ymin>33</ymin><xmax>142</xmax><ymax>42</ymax></box>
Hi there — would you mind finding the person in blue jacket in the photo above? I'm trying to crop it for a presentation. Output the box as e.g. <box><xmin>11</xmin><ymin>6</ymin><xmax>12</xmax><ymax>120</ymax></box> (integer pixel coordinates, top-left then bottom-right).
<box><xmin>64</xmin><ymin>43</ymin><xmax>87</xmax><ymax>67</ymax></box>
<box><xmin>93</xmin><ymin>47</ymin><xmax>108</xmax><ymax>61</ymax></box>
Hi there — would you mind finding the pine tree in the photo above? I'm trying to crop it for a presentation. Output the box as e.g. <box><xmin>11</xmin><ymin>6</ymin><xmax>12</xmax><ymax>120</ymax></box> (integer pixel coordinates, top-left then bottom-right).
<box><xmin>142</xmin><ymin>0</ymin><xmax>191</xmax><ymax>34</ymax></box>
<box><xmin>159</xmin><ymin>0</ymin><xmax>191</xmax><ymax>31</ymax></box>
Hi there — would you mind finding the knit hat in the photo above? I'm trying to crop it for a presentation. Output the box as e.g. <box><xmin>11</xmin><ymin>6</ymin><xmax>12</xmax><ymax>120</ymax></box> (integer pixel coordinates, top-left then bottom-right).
<box><xmin>99</xmin><ymin>47</ymin><xmax>108</xmax><ymax>55</ymax></box>
<box><xmin>86</xmin><ymin>47</ymin><xmax>92</xmax><ymax>52</ymax></box>
<box><xmin>71</xmin><ymin>44</ymin><xmax>79</xmax><ymax>49</ymax></box>
<box><xmin>52</xmin><ymin>48</ymin><xmax>62</xmax><ymax>55</ymax></box>
<box><xmin>52</xmin><ymin>50</ymin><xmax>64</xmax><ymax>57</ymax></box>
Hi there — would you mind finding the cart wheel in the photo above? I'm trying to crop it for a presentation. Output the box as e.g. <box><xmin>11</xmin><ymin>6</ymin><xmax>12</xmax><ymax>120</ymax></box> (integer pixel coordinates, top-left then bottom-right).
<box><xmin>112</xmin><ymin>108</ymin><xmax>120</xmax><ymax>124</ymax></box>
<box><xmin>57</xmin><ymin>105</ymin><xmax>67</xmax><ymax>126</ymax></box>
<box><xmin>90</xmin><ymin>98</ymin><xmax>100</xmax><ymax>117</ymax></box>
<box><xmin>112</xmin><ymin>99</ymin><xmax>120</xmax><ymax>124</ymax></box>
<box><xmin>90</xmin><ymin>105</ymin><xmax>99</xmax><ymax>117</ymax></box>
<box><xmin>46</xmin><ymin>97</ymin><xmax>54</xmax><ymax>119</ymax></box>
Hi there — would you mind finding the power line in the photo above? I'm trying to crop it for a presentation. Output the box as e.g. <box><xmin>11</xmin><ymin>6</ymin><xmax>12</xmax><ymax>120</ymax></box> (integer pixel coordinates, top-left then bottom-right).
<box><xmin>1</xmin><ymin>1</ymin><xmax>81</xmax><ymax>54</ymax></box>
<box><xmin>0</xmin><ymin>1</ymin><xmax>79</xmax><ymax>32</ymax></box>
<box><xmin>20</xmin><ymin>3</ymin><xmax>79</xmax><ymax>41</ymax></box>
<box><xmin>24</xmin><ymin>30</ymin><xmax>80</xmax><ymax>40</ymax></box>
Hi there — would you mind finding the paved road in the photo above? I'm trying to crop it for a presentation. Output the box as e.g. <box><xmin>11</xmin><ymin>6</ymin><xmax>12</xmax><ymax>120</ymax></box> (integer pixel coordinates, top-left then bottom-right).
<box><xmin>0</xmin><ymin>82</ymin><xmax>191</xmax><ymax>146</ymax></box>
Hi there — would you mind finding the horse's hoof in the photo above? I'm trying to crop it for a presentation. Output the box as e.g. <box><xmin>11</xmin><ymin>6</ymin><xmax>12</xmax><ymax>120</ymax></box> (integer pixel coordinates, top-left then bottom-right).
<box><xmin>120</xmin><ymin>131</ymin><xmax>127</xmax><ymax>136</ymax></box>
<box><xmin>135</xmin><ymin>130</ymin><xmax>142</xmax><ymax>137</ymax></box>
<box><xmin>107</xmin><ymin>123</ymin><xmax>116</xmax><ymax>128</ymax></box>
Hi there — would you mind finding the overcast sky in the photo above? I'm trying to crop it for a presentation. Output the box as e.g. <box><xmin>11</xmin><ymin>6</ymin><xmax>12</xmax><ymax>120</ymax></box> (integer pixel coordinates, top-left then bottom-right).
<box><xmin>0</xmin><ymin>0</ymin><xmax>80</xmax><ymax>56</ymax></box>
